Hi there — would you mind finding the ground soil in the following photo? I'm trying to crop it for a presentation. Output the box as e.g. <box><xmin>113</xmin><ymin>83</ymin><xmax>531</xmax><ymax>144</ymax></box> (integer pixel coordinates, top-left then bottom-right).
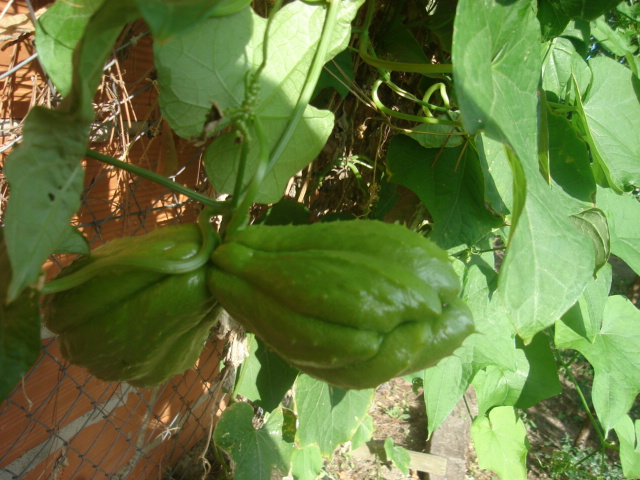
<box><xmin>322</xmin><ymin>378</ymin><xmax>428</xmax><ymax>480</ymax></box>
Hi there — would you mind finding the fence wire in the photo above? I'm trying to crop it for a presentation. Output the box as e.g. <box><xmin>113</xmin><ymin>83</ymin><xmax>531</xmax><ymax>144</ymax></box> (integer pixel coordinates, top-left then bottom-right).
<box><xmin>0</xmin><ymin>6</ymin><xmax>227</xmax><ymax>479</ymax></box>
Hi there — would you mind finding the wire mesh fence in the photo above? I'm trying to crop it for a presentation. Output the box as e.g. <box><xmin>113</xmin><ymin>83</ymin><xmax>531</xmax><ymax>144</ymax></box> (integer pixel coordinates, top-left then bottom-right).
<box><xmin>0</xmin><ymin>3</ymin><xmax>228</xmax><ymax>478</ymax></box>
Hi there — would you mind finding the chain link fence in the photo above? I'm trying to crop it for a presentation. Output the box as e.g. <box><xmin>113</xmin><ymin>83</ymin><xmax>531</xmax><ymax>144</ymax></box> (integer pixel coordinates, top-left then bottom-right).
<box><xmin>0</xmin><ymin>4</ymin><xmax>229</xmax><ymax>478</ymax></box>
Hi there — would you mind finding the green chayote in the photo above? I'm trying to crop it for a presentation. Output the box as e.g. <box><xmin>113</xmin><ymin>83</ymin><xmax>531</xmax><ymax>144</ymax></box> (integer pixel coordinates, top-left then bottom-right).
<box><xmin>208</xmin><ymin>220</ymin><xmax>475</xmax><ymax>389</ymax></box>
<box><xmin>43</xmin><ymin>223</ymin><xmax>219</xmax><ymax>387</ymax></box>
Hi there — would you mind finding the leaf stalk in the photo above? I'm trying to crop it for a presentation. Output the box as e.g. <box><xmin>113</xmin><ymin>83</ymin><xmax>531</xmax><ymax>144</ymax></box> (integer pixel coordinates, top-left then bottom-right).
<box><xmin>85</xmin><ymin>149</ymin><xmax>227</xmax><ymax>213</ymax></box>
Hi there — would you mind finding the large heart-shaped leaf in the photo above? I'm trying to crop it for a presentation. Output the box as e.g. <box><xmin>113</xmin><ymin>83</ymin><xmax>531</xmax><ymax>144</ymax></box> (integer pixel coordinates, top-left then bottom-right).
<box><xmin>155</xmin><ymin>1</ymin><xmax>364</xmax><ymax>202</ymax></box>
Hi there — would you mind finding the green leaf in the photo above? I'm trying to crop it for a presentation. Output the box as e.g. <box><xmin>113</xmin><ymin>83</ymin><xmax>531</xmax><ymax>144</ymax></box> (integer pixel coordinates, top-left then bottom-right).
<box><xmin>499</xmin><ymin>148</ymin><xmax>595</xmax><ymax>343</ymax></box>
<box><xmin>155</xmin><ymin>1</ymin><xmax>364</xmax><ymax>203</ymax></box>
<box><xmin>313</xmin><ymin>49</ymin><xmax>355</xmax><ymax>100</ymax></box>
<box><xmin>569</xmin><ymin>208</ymin><xmax>610</xmax><ymax>273</ymax></box>
<box><xmin>60</xmin><ymin>0</ymin><xmax>140</xmax><ymax>118</ymax></box>
<box><xmin>472</xmin><ymin>333</ymin><xmax>561</xmax><ymax>417</ymax></box>
<box><xmin>133</xmin><ymin>0</ymin><xmax>250</xmax><ymax>40</ymax></box>
<box><xmin>555</xmin><ymin>295</ymin><xmax>640</xmax><ymax>434</ymax></box>
<box><xmin>591</xmin><ymin>15</ymin><xmax>638</xmax><ymax>57</ymax></box>
<box><xmin>424</xmin><ymin>252</ymin><xmax>517</xmax><ymax>437</ymax></box>
<box><xmin>35</xmin><ymin>0</ymin><xmax>105</xmax><ymax>97</ymax></box>
<box><xmin>369</xmin><ymin>173</ymin><xmax>398</xmax><ymax>221</ymax></box>
<box><xmin>294</xmin><ymin>374</ymin><xmax>373</xmax><ymax>456</ymax></box>
<box><xmin>254</xmin><ymin>198</ymin><xmax>311</xmax><ymax>226</ymax></box>
<box><xmin>472</xmin><ymin>352</ymin><xmax>527</xmax><ymax>419</ymax></box>
<box><xmin>206</xmin><ymin>110</ymin><xmax>332</xmax><ymax>203</ymax></box>
<box><xmin>458</xmin><ymin>253</ymin><xmax>517</xmax><ymax>373</ymax></box>
<box><xmin>378</xmin><ymin>18</ymin><xmax>431</xmax><ymax>64</ymax></box>
<box><xmin>4</xmin><ymin>0</ymin><xmax>139</xmax><ymax>301</ymax></box>
<box><xmin>560</xmin><ymin>262</ymin><xmax>612</xmax><ymax>342</ymax></box>
<box><xmin>453</xmin><ymin>0</ymin><xmax>540</xmax><ymax>168</ymax></box>
<box><xmin>350</xmin><ymin>414</ymin><xmax>374</xmax><ymax>450</ymax></box>
<box><xmin>234</xmin><ymin>334</ymin><xmax>299</xmax><ymax>412</ymax></box>
<box><xmin>577</xmin><ymin>56</ymin><xmax>640</xmax><ymax>191</ymax></box>
<box><xmin>617</xmin><ymin>2</ymin><xmax>640</xmax><ymax>18</ymax></box>
<box><xmin>405</xmin><ymin>120</ymin><xmax>465</xmax><ymax>150</ymax></box>
<box><xmin>383</xmin><ymin>438</ymin><xmax>411</xmax><ymax>476</ymax></box>
<box><xmin>539</xmin><ymin>94</ymin><xmax>551</xmax><ymax>184</ymax></box>
<box><xmin>0</xmin><ymin>229</ymin><xmax>41</xmax><ymax>402</ymax></box>
<box><xmin>514</xmin><ymin>334</ymin><xmax>562</xmax><ymax>409</ymax></box>
<box><xmin>547</xmin><ymin>109</ymin><xmax>595</xmax><ymax>203</ymax></box>
<box><xmin>423</xmin><ymin>355</ymin><xmax>473</xmax><ymax>438</ymax></box>
<box><xmin>453</xmin><ymin>1</ymin><xmax>593</xmax><ymax>339</ymax></box>
<box><xmin>476</xmin><ymin>134</ymin><xmax>514</xmax><ymax>216</ymax></box>
<box><xmin>561</xmin><ymin>19</ymin><xmax>591</xmax><ymax>52</ymax></box>
<box><xmin>291</xmin><ymin>445</ymin><xmax>324</xmax><ymax>480</ymax></box>
<box><xmin>570</xmin><ymin>17</ymin><xmax>594</xmax><ymax>50</ymax></box>
<box><xmin>428</xmin><ymin>0</ymin><xmax>457</xmax><ymax>52</ymax></box>
<box><xmin>615</xmin><ymin>414</ymin><xmax>640</xmax><ymax>478</ymax></box>
<box><xmin>53</xmin><ymin>227</ymin><xmax>90</xmax><ymax>256</ymax></box>
<box><xmin>471</xmin><ymin>406</ymin><xmax>529</xmax><ymax>480</ymax></box>
<box><xmin>153</xmin><ymin>6</ymin><xmax>255</xmax><ymax>138</ymax></box>
<box><xmin>542</xmin><ymin>37</ymin><xmax>582</xmax><ymax>102</ymax></box>
<box><xmin>565</xmin><ymin>51</ymin><xmax>592</xmax><ymax>104</ymax></box>
<box><xmin>4</xmin><ymin>109</ymin><xmax>88</xmax><ymax>302</ymax></box>
<box><xmin>571</xmin><ymin>1</ymin><xmax>623</xmax><ymax>21</ymax></box>
<box><xmin>214</xmin><ymin>402</ymin><xmax>294</xmax><ymax>480</ymax></box>
<box><xmin>538</xmin><ymin>0</ymin><xmax>623</xmax><ymax>39</ymax></box>
<box><xmin>538</xmin><ymin>0</ymin><xmax>572</xmax><ymax>40</ymax></box>
<box><xmin>596</xmin><ymin>187</ymin><xmax>640</xmax><ymax>276</ymax></box>
<box><xmin>386</xmin><ymin>135</ymin><xmax>503</xmax><ymax>249</ymax></box>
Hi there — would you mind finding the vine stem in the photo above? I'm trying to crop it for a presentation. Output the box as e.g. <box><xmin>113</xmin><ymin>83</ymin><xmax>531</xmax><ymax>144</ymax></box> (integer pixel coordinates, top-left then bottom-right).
<box><xmin>264</xmin><ymin>0</ymin><xmax>342</xmax><ymax>177</ymax></box>
<box><xmin>358</xmin><ymin>0</ymin><xmax>452</xmax><ymax>76</ymax></box>
<box><xmin>85</xmin><ymin>149</ymin><xmax>228</xmax><ymax>213</ymax></box>
<box><xmin>557</xmin><ymin>354</ymin><xmax>608</xmax><ymax>446</ymax></box>
<box><xmin>230</xmin><ymin>0</ymin><xmax>284</xmax><ymax>210</ymax></box>
<box><xmin>41</xmin><ymin>207</ymin><xmax>219</xmax><ymax>294</ymax></box>
<box><xmin>372</xmin><ymin>79</ymin><xmax>460</xmax><ymax>125</ymax></box>
<box><xmin>225</xmin><ymin>0</ymin><xmax>343</xmax><ymax>235</ymax></box>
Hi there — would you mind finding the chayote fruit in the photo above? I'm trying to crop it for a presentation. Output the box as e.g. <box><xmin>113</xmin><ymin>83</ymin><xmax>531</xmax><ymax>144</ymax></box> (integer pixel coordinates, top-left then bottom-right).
<box><xmin>208</xmin><ymin>220</ymin><xmax>475</xmax><ymax>389</ymax></box>
<box><xmin>43</xmin><ymin>223</ymin><xmax>219</xmax><ymax>387</ymax></box>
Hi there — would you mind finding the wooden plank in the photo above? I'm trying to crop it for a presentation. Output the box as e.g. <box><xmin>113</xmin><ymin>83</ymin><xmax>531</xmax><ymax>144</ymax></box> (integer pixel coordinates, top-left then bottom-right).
<box><xmin>427</xmin><ymin>390</ymin><xmax>476</xmax><ymax>480</ymax></box>
<box><xmin>350</xmin><ymin>441</ymin><xmax>448</xmax><ymax>476</ymax></box>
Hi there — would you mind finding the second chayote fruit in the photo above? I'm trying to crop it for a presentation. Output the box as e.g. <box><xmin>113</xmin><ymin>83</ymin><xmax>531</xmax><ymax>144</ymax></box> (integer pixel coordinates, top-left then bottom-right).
<box><xmin>208</xmin><ymin>220</ymin><xmax>475</xmax><ymax>389</ymax></box>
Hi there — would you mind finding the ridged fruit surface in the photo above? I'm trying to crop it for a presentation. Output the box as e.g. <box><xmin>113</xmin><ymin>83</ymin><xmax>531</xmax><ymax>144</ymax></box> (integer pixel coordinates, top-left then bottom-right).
<box><xmin>44</xmin><ymin>224</ymin><xmax>218</xmax><ymax>387</ymax></box>
<box><xmin>208</xmin><ymin>220</ymin><xmax>474</xmax><ymax>389</ymax></box>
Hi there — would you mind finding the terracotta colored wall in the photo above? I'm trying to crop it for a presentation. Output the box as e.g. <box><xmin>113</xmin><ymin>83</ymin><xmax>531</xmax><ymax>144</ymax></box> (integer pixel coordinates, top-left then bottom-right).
<box><xmin>0</xmin><ymin>3</ymin><xmax>226</xmax><ymax>478</ymax></box>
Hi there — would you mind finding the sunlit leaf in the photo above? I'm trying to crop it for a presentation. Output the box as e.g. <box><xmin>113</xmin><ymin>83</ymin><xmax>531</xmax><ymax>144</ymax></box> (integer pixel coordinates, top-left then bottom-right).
<box><xmin>556</xmin><ymin>295</ymin><xmax>640</xmax><ymax>434</ymax></box>
<box><xmin>214</xmin><ymin>402</ymin><xmax>294</xmax><ymax>480</ymax></box>
<box><xmin>560</xmin><ymin>263</ymin><xmax>612</xmax><ymax>342</ymax></box>
<box><xmin>294</xmin><ymin>374</ymin><xmax>373</xmax><ymax>456</ymax></box>
<box><xmin>291</xmin><ymin>445</ymin><xmax>324</xmax><ymax>480</ymax></box>
<box><xmin>471</xmin><ymin>406</ymin><xmax>529</xmax><ymax>480</ymax></box>
<box><xmin>453</xmin><ymin>0</ymin><xmax>594</xmax><ymax>342</ymax></box>
<box><xmin>234</xmin><ymin>333</ymin><xmax>298</xmax><ymax>412</ymax></box>
<box><xmin>383</xmin><ymin>438</ymin><xmax>410</xmax><ymax>475</ymax></box>
<box><xmin>4</xmin><ymin>0</ymin><xmax>139</xmax><ymax>301</ymax></box>
<box><xmin>424</xmin><ymin>252</ymin><xmax>516</xmax><ymax>437</ymax></box>
<box><xmin>35</xmin><ymin>0</ymin><xmax>105</xmax><ymax>96</ymax></box>
<box><xmin>155</xmin><ymin>1</ymin><xmax>364</xmax><ymax>203</ymax></box>
<box><xmin>615</xmin><ymin>414</ymin><xmax>640</xmax><ymax>478</ymax></box>
<box><xmin>576</xmin><ymin>57</ymin><xmax>640</xmax><ymax>191</ymax></box>
<box><xmin>597</xmin><ymin>187</ymin><xmax>640</xmax><ymax>276</ymax></box>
